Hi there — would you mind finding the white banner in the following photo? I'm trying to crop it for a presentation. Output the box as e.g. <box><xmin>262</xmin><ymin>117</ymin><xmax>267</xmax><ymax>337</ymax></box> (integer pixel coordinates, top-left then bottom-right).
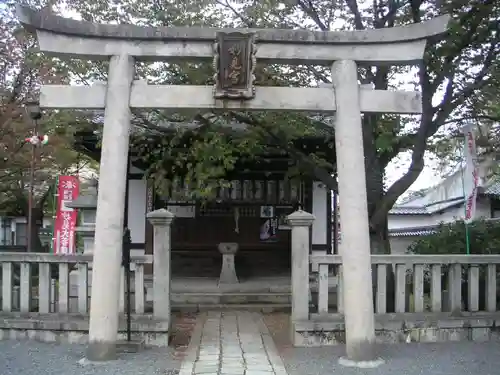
<box><xmin>463</xmin><ymin>125</ymin><xmax>479</xmax><ymax>223</ymax></box>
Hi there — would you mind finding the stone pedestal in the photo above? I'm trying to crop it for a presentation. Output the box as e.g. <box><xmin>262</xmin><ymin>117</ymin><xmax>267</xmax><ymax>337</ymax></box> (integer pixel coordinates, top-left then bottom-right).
<box><xmin>218</xmin><ymin>242</ymin><xmax>239</xmax><ymax>285</ymax></box>
<box><xmin>287</xmin><ymin>211</ymin><xmax>314</xmax><ymax>324</ymax></box>
<box><xmin>147</xmin><ymin>209</ymin><xmax>175</xmax><ymax>324</ymax></box>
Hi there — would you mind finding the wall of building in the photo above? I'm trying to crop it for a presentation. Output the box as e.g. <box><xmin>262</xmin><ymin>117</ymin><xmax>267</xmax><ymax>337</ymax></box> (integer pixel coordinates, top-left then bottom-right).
<box><xmin>127</xmin><ymin>164</ymin><xmax>149</xmax><ymax>258</ymax></box>
<box><xmin>388</xmin><ymin>197</ymin><xmax>492</xmax><ymax>230</ymax></box>
<box><xmin>0</xmin><ymin>217</ymin><xmax>52</xmax><ymax>246</ymax></box>
<box><xmin>127</xmin><ymin>179</ymin><xmax>147</xmax><ymax>244</ymax></box>
<box><xmin>405</xmin><ymin>161</ymin><xmax>492</xmax><ymax>210</ymax></box>
<box><xmin>312</xmin><ymin>181</ymin><xmax>328</xmax><ymax>248</ymax></box>
<box><xmin>125</xmin><ymin>172</ymin><xmax>331</xmax><ymax>254</ymax></box>
<box><xmin>389</xmin><ymin>236</ymin><xmax>420</xmax><ymax>254</ymax></box>
<box><xmin>409</xmin><ymin>170</ymin><xmax>464</xmax><ymax>208</ymax></box>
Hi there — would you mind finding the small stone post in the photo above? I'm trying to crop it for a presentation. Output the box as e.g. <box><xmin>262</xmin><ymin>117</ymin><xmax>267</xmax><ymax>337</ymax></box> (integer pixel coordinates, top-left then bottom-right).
<box><xmin>147</xmin><ymin>209</ymin><xmax>175</xmax><ymax>324</ymax></box>
<box><xmin>332</xmin><ymin>60</ymin><xmax>382</xmax><ymax>367</ymax></box>
<box><xmin>287</xmin><ymin>210</ymin><xmax>315</xmax><ymax>333</ymax></box>
<box><xmin>218</xmin><ymin>242</ymin><xmax>239</xmax><ymax>285</ymax></box>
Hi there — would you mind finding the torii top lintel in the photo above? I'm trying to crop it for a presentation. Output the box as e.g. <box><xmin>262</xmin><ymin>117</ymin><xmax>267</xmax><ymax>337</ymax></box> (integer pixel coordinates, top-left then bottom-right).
<box><xmin>16</xmin><ymin>5</ymin><xmax>450</xmax><ymax>65</ymax></box>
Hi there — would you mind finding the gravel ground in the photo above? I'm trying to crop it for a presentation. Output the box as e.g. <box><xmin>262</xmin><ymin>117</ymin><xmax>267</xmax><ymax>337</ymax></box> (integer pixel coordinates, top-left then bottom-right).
<box><xmin>280</xmin><ymin>342</ymin><xmax>500</xmax><ymax>375</ymax></box>
<box><xmin>0</xmin><ymin>313</ymin><xmax>197</xmax><ymax>375</ymax></box>
<box><xmin>4</xmin><ymin>312</ymin><xmax>499</xmax><ymax>375</ymax></box>
<box><xmin>0</xmin><ymin>341</ymin><xmax>180</xmax><ymax>375</ymax></box>
<box><xmin>264</xmin><ymin>313</ymin><xmax>500</xmax><ymax>375</ymax></box>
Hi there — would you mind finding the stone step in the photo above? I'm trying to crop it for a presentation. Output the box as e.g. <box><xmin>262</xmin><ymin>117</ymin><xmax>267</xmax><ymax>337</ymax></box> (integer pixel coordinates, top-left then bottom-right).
<box><xmin>172</xmin><ymin>303</ymin><xmax>294</xmax><ymax>313</ymax></box>
<box><xmin>169</xmin><ymin>291</ymin><xmax>339</xmax><ymax>307</ymax></box>
<box><xmin>171</xmin><ymin>292</ymin><xmax>292</xmax><ymax>305</ymax></box>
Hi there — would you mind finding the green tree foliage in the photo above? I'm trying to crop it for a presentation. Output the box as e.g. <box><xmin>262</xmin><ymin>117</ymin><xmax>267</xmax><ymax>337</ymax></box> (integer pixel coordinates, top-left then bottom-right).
<box><xmin>0</xmin><ymin>1</ymin><xmax>97</xmax><ymax>249</ymax></box>
<box><xmin>409</xmin><ymin>219</ymin><xmax>500</xmax><ymax>255</ymax></box>
<box><xmin>423</xmin><ymin>1</ymin><xmax>500</xmax><ymax>172</ymax></box>
<box><xmin>13</xmin><ymin>0</ymin><xmax>499</xmax><ymax>253</ymax></box>
<box><xmin>409</xmin><ymin>218</ymin><xmax>500</xmax><ymax>311</ymax></box>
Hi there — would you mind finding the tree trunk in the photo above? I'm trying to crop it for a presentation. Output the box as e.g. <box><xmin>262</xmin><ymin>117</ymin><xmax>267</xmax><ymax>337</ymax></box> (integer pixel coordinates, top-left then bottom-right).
<box><xmin>362</xmin><ymin>116</ymin><xmax>397</xmax><ymax>311</ymax></box>
<box><xmin>369</xmin><ymin>223</ymin><xmax>396</xmax><ymax>312</ymax></box>
<box><xmin>362</xmin><ymin>117</ymin><xmax>390</xmax><ymax>255</ymax></box>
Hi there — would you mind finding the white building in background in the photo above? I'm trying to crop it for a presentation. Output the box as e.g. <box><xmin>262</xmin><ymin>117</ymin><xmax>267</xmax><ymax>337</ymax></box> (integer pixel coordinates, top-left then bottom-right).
<box><xmin>0</xmin><ymin>216</ymin><xmax>53</xmax><ymax>248</ymax></box>
<box><xmin>387</xmin><ymin>165</ymin><xmax>500</xmax><ymax>254</ymax></box>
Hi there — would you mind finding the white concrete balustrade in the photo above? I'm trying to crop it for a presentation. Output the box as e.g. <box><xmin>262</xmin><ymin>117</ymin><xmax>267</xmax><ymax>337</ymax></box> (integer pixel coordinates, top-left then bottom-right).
<box><xmin>0</xmin><ymin>253</ymin><xmax>151</xmax><ymax>315</ymax></box>
<box><xmin>309</xmin><ymin>254</ymin><xmax>500</xmax><ymax>316</ymax></box>
<box><xmin>1</xmin><ymin>249</ymin><xmax>500</xmax><ymax>347</ymax></box>
<box><xmin>290</xmin><ymin>253</ymin><xmax>500</xmax><ymax>348</ymax></box>
<box><xmin>1</xmin><ymin>253</ymin><xmax>499</xmax><ymax>318</ymax></box>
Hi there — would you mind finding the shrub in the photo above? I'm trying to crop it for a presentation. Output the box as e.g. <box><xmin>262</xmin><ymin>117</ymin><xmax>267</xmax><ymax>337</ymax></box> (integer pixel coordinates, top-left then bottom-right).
<box><xmin>408</xmin><ymin>219</ymin><xmax>500</xmax><ymax>255</ymax></box>
<box><xmin>408</xmin><ymin>218</ymin><xmax>500</xmax><ymax>311</ymax></box>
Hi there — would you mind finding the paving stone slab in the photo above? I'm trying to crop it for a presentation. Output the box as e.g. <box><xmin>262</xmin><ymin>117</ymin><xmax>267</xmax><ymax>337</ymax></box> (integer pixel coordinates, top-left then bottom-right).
<box><xmin>179</xmin><ymin>311</ymin><xmax>288</xmax><ymax>375</ymax></box>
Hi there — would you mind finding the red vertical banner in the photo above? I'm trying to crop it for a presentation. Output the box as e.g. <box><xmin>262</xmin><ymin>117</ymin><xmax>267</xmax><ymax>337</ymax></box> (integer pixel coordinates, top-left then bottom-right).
<box><xmin>53</xmin><ymin>175</ymin><xmax>80</xmax><ymax>255</ymax></box>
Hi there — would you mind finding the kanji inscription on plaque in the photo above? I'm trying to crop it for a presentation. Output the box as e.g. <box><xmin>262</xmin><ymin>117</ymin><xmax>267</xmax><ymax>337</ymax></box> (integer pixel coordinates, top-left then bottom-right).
<box><xmin>213</xmin><ymin>32</ymin><xmax>256</xmax><ymax>100</ymax></box>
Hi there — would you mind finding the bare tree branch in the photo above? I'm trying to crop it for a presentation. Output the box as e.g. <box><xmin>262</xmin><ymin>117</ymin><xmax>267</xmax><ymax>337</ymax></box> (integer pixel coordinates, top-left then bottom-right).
<box><xmin>344</xmin><ymin>0</ymin><xmax>365</xmax><ymax>30</ymax></box>
<box><xmin>297</xmin><ymin>0</ymin><xmax>328</xmax><ymax>31</ymax></box>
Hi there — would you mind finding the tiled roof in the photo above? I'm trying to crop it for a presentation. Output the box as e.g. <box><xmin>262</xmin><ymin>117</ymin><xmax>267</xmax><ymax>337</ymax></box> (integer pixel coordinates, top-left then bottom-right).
<box><xmin>388</xmin><ymin>226</ymin><xmax>437</xmax><ymax>237</ymax></box>
<box><xmin>389</xmin><ymin>206</ymin><xmax>429</xmax><ymax>215</ymax></box>
<box><xmin>388</xmin><ymin>217</ymin><xmax>500</xmax><ymax>238</ymax></box>
<box><xmin>389</xmin><ymin>198</ymin><xmax>464</xmax><ymax>215</ymax></box>
<box><xmin>483</xmin><ymin>179</ymin><xmax>500</xmax><ymax>196</ymax></box>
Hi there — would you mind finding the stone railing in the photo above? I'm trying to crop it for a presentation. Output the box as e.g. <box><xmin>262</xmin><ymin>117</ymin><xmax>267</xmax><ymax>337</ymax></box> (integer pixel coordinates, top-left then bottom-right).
<box><xmin>292</xmin><ymin>253</ymin><xmax>500</xmax><ymax>346</ymax></box>
<box><xmin>0</xmin><ymin>209</ymin><xmax>174</xmax><ymax>347</ymax></box>
<box><xmin>310</xmin><ymin>254</ymin><xmax>500</xmax><ymax>316</ymax></box>
<box><xmin>0</xmin><ymin>252</ymin><xmax>152</xmax><ymax>314</ymax></box>
<box><xmin>286</xmin><ymin>210</ymin><xmax>500</xmax><ymax>346</ymax></box>
<box><xmin>0</xmin><ymin>252</ymin><xmax>171</xmax><ymax>345</ymax></box>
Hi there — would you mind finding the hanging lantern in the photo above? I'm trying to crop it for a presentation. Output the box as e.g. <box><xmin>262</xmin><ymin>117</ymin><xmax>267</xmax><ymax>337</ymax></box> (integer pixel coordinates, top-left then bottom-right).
<box><xmin>25</xmin><ymin>134</ymin><xmax>49</xmax><ymax>146</ymax></box>
<box><xmin>25</xmin><ymin>135</ymin><xmax>39</xmax><ymax>145</ymax></box>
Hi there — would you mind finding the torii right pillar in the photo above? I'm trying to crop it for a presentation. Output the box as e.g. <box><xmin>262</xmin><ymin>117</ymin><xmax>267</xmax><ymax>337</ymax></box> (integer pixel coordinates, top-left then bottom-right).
<box><xmin>332</xmin><ymin>59</ymin><xmax>382</xmax><ymax>366</ymax></box>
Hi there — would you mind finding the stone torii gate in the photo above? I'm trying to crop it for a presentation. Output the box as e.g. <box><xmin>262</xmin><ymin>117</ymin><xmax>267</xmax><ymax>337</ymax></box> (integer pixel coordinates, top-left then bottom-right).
<box><xmin>17</xmin><ymin>5</ymin><xmax>449</xmax><ymax>363</ymax></box>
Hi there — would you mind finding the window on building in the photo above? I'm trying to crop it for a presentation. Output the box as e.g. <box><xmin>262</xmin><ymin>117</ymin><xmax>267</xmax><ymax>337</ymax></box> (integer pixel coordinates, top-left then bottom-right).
<box><xmin>0</xmin><ymin>219</ymin><xmax>12</xmax><ymax>245</ymax></box>
<box><xmin>15</xmin><ymin>223</ymin><xmax>27</xmax><ymax>246</ymax></box>
<box><xmin>491</xmin><ymin>198</ymin><xmax>500</xmax><ymax>218</ymax></box>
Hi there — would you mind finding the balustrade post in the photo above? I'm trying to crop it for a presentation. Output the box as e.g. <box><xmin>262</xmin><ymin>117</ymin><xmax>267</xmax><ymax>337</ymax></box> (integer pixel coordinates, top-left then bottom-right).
<box><xmin>287</xmin><ymin>210</ymin><xmax>314</xmax><ymax>338</ymax></box>
<box><xmin>147</xmin><ymin>209</ymin><xmax>175</xmax><ymax>326</ymax></box>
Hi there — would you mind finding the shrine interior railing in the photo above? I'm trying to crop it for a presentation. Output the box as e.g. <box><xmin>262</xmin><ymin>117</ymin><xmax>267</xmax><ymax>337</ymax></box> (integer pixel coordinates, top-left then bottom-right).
<box><xmin>0</xmin><ymin>253</ymin><xmax>152</xmax><ymax>315</ymax></box>
<box><xmin>309</xmin><ymin>254</ymin><xmax>500</xmax><ymax>318</ymax></box>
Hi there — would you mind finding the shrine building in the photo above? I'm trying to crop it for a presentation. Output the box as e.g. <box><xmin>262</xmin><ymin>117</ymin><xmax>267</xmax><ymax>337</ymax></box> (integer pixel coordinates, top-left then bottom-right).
<box><xmin>74</xmin><ymin>128</ymin><xmax>334</xmax><ymax>280</ymax></box>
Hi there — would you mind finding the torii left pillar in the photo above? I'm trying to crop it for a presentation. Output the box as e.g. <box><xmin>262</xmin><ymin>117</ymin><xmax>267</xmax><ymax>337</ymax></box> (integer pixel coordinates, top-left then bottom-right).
<box><xmin>87</xmin><ymin>54</ymin><xmax>135</xmax><ymax>361</ymax></box>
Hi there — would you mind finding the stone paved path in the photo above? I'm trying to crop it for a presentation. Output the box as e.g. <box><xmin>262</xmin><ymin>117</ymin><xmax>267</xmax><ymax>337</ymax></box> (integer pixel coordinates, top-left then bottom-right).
<box><xmin>179</xmin><ymin>311</ymin><xmax>288</xmax><ymax>375</ymax></box>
